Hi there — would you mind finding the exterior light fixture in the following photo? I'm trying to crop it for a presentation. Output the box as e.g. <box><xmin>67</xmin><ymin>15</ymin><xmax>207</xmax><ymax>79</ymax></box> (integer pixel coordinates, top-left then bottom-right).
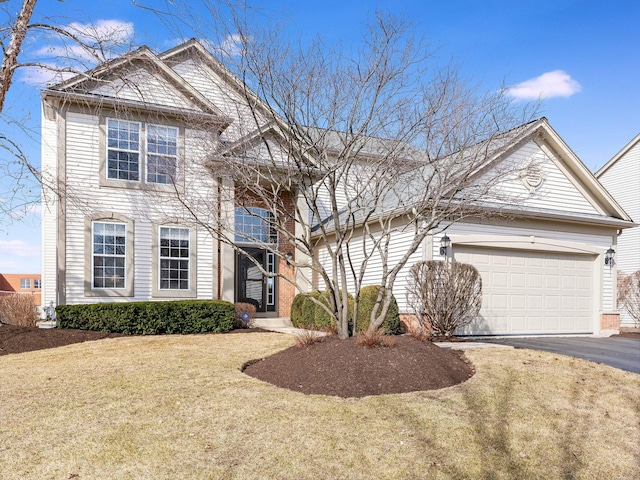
<box><xmin>604</xmin><ymin>247</ymin><xmax>615</xmax><ymax>267</ymax></box>
<box><xmin>439</xmin><ymin>234</ymin><xmax>451</xmax><ymax>256</ymax></box>
<box><xmin>285</xmin><ymin>252</ymin><xmax>294</xmax><ymax>265</ymax></box>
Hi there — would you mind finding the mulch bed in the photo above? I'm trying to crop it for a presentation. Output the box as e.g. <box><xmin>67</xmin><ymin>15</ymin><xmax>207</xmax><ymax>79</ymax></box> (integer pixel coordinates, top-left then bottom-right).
<box><xmin>0</xmin><ymin>324</ymin><xmax>125</xmax><ymax>356</ymax></box>
<box><xmin>0</xmin><ymin>324</ymin><xmax>475</xmax><ymax>397</ymax></box>
<box><xmin>244</xmin><ymin>335</ymin><xmax>474</xmax><ymax>398</ymax></box>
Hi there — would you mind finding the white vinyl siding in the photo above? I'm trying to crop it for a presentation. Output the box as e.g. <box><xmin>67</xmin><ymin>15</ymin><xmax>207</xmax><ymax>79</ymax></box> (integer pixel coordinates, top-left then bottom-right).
<box><xmin>597</xmin><ymin>139</ymin><xmax>640</xmax><ymax>326</ymax></box>
<box><xmin>60</xmin><ymin>111</ymin><xmax>216</xmax><ymax>304</ymax></box>
<box><xmin>493</xmin><ymin>141</ymin><xmax>600</xmax><ymax>215</ymax></box>
<box><xmin>91</xmin><ymin>68</ymin><xmax>200</xmax><ymax>109</ymax></box>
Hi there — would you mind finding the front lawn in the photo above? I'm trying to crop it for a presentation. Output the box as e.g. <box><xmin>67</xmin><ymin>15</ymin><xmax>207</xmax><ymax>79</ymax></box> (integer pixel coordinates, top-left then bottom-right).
<box><xmin>0</xmin><ymin>332</ymin><xmax>638</xmax><ymax>479</ymax></box>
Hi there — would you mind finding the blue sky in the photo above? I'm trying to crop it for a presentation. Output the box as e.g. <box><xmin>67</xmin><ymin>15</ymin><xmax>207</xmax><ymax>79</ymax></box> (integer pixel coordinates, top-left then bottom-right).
<box><xmin>1</xmin><ymin>0</ymin><xmax>638</xmax><ymax>273</ymax></box>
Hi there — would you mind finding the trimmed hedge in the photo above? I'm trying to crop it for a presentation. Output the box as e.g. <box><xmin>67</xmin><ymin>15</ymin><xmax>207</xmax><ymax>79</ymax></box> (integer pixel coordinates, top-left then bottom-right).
<box><xmin>355</xmin><ymin>285</ymin><xmax>401</xmax><ymax>334</ymax></box>
<box><xmin>56</xmin><ymin>300</ymin><xmax>235</xmax><ymax>335</ymax></box>
<box><xmin>290</xmin><ymin>290</ymin><xmax>353</xmax><ymax>330</ymax></box>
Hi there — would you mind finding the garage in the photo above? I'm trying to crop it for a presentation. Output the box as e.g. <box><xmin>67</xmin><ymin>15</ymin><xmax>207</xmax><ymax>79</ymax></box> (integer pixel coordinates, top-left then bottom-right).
<box><xmin>454</xmin><ymin>246</ymin><xmax>596</xmax><ymax>335</ymax></box>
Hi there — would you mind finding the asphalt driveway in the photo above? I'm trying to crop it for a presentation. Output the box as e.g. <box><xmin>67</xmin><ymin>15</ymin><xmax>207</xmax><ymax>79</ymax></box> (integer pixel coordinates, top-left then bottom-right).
<box><xmin>481</xmin><ymin>337</ymin><xmax>640</xmax><ymax>374</ymax></box>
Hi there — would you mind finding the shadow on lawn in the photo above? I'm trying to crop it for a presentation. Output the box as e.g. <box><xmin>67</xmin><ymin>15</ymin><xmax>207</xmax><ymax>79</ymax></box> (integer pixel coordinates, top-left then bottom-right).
<box><xmin>390</xmin><ymin>370</ymin><xmax>603</xmax><ymax>479</ymax></box>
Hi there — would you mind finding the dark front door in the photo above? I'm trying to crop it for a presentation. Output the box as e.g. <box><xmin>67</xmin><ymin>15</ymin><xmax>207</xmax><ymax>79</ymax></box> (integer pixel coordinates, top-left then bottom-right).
<box><xmin>236</xmin><ymin>247</ymin><xmax>276</xmax><ymax>313</ymax></box>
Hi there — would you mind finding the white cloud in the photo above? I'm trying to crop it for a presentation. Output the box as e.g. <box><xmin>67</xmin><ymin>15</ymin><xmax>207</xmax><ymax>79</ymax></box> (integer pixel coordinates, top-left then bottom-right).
<box><xmin>66</xmin><ymin>19</ymin><xmax>134</xmax><ymax>46</ymax></box>
<box><xmin>507</xmin><ymin>70</ymin><xmax>581</xmax><ymax>100</ymax></box>
<box><xmin>19</xmin><ymin>64</ymin><xmax>76</xmax><ymax>86</ymax></box>
<box><xmin>215</xmin><ymin>34</ymin><xmax>246</xmax><ymax>57</ymax></box>
<box><xmin>0</xmin><ymin>239</ymin><xmax>40</xmax><ymax>258</ymax></box>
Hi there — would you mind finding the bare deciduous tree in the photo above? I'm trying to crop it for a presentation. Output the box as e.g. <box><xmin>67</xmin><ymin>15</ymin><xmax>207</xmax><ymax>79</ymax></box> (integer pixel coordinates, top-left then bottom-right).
<box><xmin>0</xmin><ymin>0</ymin><xmax>136</xmax><ymax>224</ymax></box>
<box><xmin>146</xmin><ymin>7</ymin><xmax>536</xmax><ymax>339</ymax></box>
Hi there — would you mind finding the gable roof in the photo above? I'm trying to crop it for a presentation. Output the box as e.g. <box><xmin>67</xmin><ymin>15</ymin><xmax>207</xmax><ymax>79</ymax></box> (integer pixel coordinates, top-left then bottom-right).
<box><xmin>595</xmin><ymin>132</ymin><xmax>640</xmax><ymax>178</ymax></box>
<box><xmin>531</xmin><ymin>119</ymin><xmax>632</xmax><ymax>222</ymax></box>
<box><xmin>313</xmin><ymin>117</ymin><xmax>635</xmax><ymax>234</ymax></box>
<box><xmin>45</xmin><ymin>44</ymin><xmax>231</xmax><ymax>126</ymax></box>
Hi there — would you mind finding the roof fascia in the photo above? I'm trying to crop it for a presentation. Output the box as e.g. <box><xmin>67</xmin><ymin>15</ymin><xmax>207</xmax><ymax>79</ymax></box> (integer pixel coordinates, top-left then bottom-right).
<box><xmin>51</xmin><ymin>46</ymin><xmax>230</xmax><ymax>121</ymax></box>
<box><xmin>536</xmin><ymin>119</ymin><xmax>632</xmax><ymax>222</ymax></box>
<box><xmin>595</xmin><ymin>132</ymin><xmax>640</xmax><ymax>178</ymax></box>
<box><xmin>42</xmin><ymin>89</ymin><xmax>231</xmax><ymax>128</ymax></box>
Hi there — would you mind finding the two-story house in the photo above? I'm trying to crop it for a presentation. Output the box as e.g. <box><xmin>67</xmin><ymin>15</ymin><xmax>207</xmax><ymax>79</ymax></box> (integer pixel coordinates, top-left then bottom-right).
<box><xmin>41</xmin><ymin>39</ymin><xmax>634</xmax><ymax>335</ymax></box>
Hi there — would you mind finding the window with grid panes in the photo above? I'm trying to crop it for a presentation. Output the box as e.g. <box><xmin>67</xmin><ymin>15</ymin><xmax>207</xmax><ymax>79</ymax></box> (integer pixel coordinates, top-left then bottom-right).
<box><xmin>147</xmin><ymin>125</ymin><xmax>178</xmax><ymax>184</ymax></box>
<box><xmin>159</xmin><ymin>227</ymin><xmax>190</xmax><ymax>290</ymax></box>
<box><xmin>107</xmin><ymin>119</ymin><xmax>140</xmax><ymax>181</ymax></box>
<box><xmin>92</xmin><ymin>222</ymin><xmax>126</xmax><ymax>289</ymax></box>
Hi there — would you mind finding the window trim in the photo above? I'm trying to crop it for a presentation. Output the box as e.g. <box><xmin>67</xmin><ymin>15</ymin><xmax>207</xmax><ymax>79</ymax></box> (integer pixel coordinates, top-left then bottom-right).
<box><xmin>146</xmin><ymin>124</ymin><xmax>179</xmax><ymax>185</ymax></box>
<box><xmin>84</xmin><ymin>212</ymin><xmax>135</xmax><ymax>297</ymax></box>
<box><xmin>152</xmin><ymin>224</ymin><xmax>197</xmax><ymax>298</ymax></box>
<box><xmin>20</xmin><ymin>278</ymin><xmax>31</xmax><ymax>289</ymax></box>
<box><xmin>106</xmin><ymin>118</ymin><xmax>142</xmax><ymax>183</ymax></box>
<box><xmin>99</xmin><ymin>116</ymin><xmax>185</xmax><ymax>192</ymax></box>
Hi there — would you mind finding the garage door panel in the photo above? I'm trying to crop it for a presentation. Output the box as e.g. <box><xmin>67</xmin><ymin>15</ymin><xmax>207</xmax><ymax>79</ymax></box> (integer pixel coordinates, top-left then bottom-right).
<box><xmin>454</xmin><ymin>247</ymin><xmax>595</xmax><ymax>335</ymax></box>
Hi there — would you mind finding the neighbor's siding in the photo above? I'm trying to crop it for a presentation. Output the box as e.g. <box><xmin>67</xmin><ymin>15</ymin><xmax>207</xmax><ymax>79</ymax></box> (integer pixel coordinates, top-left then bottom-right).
<box><xmin>598</xmin><ymin>139</ymin><xmax>640</xmax><ymax>326</ymax></box>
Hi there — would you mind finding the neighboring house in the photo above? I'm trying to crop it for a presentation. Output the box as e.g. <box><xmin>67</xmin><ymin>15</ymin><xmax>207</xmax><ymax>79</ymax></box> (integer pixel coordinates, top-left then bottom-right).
<box><xmin>596</xmin><ymin>133</ymin><xmax>640</xmax><ymax>327</ymax></box>
<box><xmin>41</xmin><ymin>39</ymin><xmax>634</xmax><ymax>335</ymax></box>
<box><xmin>0</xmin><ymin>273</ymin><xmax>42</xmax><ymax>306</ymax></box>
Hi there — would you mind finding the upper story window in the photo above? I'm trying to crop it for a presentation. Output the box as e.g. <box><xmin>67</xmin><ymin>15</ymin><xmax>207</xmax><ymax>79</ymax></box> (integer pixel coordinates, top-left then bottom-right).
<box><xmin>107</xmin><ymin>119</ymin><xmax>140</xmax><ymax>181</ymax></box>
<box><xmin>235</xmin><ymin>207</ymin><xmax>278</xmax><ymax>244</ymax></box>
<box><xmin>92</xmin><ymin>222</ymin><xmax>127</xmax><ymax>289</ymax></box>
<box><xmin>20</xmin><ymin>278</ymin><xmax>30</xmax><ymax>289</ymax></box>
<box><xmin>34</xmin><ymin>279</ymin><xmax>42</xmax><ymax>289</ymax></box>
<box><xmin>147</xmin><ymin>125</ymin><xmax>178</xmax><ymax>184</ymax></box>
<box><xmin>106</xmin><ymin>118</ymin><xmax>179</xmax><ymax>185</ymax></box>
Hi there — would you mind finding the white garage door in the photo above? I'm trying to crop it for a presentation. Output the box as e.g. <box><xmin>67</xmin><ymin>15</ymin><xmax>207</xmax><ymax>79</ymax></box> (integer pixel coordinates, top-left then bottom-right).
<box><xmin>454</xmin><ymin>247</ymin><xmax>595</xmax><ymax>335</ymax></box>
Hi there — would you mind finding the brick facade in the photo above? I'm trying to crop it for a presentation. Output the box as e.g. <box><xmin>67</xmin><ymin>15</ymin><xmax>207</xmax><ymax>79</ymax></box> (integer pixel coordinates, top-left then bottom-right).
<box><xmin>236</xmin><ymin>188</ymin><xmax>298</xmax><ymax>317</ymax></box>
<box><xmin>600</xmin><ymin>313</ymin><xmax>620</xmax><ymax>331</ymax></box>
<box><xmin>0</xmin><ymin>273</ymin><xmax>42</xmax><ymax>306</ymax></box>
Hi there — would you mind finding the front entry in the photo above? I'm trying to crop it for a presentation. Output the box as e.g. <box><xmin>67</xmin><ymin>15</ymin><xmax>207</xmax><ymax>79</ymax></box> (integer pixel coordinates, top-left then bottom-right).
<box><xmin>236</xmin><ymin>247</ymin><xmax>277</xmax><ymax>313</ymax></box>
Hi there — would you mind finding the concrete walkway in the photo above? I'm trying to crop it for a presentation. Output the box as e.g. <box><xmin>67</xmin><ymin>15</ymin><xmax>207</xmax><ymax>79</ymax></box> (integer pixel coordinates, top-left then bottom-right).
<box><xmin>252</xmin><ymin>318</ymin><xmax>511</xmax><ymax>348</ymax></box>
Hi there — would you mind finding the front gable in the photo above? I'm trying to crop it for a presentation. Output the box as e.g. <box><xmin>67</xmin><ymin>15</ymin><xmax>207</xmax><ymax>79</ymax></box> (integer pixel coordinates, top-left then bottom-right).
<box><xmin>486</xmin><ymin>119</ymin><xmax>633</xmax><ymax>224</ymax></box>
<box><xmin>48</xmin><ymin>47</ymin><xmax>229</xmax><ymax>122</ymax></box>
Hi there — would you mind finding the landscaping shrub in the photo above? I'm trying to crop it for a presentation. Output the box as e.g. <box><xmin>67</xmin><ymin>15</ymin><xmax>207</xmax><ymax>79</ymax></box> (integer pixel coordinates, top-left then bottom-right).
<box><xmin>0</xmin><ymin>294</ymin><xmax>39</xmax><ymax>327</ymax></box>
<box><xmin>356</xmin><ymin>328</ymin><xmax>397</xmax><ymax>348</ymax></box>
<box><xmin>355</xmin><ymin>285</ymin><xmax>401</xmax><ymax>334</ymax></box>
<box><xmin>56</xmin><ymin>300</ymin><xmax>235</xmax><ymax>335</ymax></box>
<box><xmin>294</xmin><ymin>330</ymin><xmax>325</xmax><ymax>348</ymax></box>
<box><xmin>290</xmin><ymin>290</ymin><xmax>353</xmax><ymax>331</ymax></box>
<box><xmin>406</xmin><ymin>260</ymin><xmax>482</xmax><ymax>337</ymax></box>
<box><xmin>235</xmin><ymin>302</ymin><xmax>257</xmax><ymax>329</ymax></box>
<box><xmin>618</xmin><ymin>270</ymin><xmax>640</xmax><ymax>327</ymax></box>
<box><xmin>289</xmin><ymin>292</ymin><xmax>307</xmax><ymax>327</ymax></box>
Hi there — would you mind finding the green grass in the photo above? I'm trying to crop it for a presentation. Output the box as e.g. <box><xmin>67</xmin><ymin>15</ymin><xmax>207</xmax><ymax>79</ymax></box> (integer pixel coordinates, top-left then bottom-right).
<box><xmin>0</xmin><ymin>332</ymin><xmax>639</xmax><ymax>479</ymax></box>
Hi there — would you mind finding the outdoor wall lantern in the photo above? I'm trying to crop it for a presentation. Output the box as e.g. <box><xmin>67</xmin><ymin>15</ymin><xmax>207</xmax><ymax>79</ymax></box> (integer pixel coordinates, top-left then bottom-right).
<box><xmin>285</xmin><ymin>252</ymin><xmax>294</xmax><ymax>265</ymax></box>
<box><xmin>439</xmin><ymin>234</ymin><xmax>451</xmax><ymax>256</ymax></box>
<box><xmin>604</xmin><ymin>247</ymin><xmax>615</xmax><ymax>268</ymax></box>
